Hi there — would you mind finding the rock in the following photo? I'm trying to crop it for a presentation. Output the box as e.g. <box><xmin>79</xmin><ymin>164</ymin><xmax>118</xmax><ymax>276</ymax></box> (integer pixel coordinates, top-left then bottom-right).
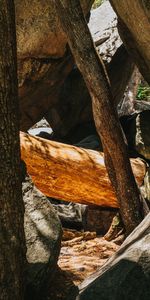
<box><xmin>28</xmin><ymin>127</ymin><xmax>53</xmax><ymax>140</ymax></box>
<box><xmin>75</xmin><ymin>213</ymin><xmax>150</xmax><ymax>300</ymax></box>
<box><xmin>15</xmin><ymin>0</ymin><xmax>92</xmax><ymax>59</ymax></box>
<box><xmin>15</xmin><ymin>0</ymin><xmax>93</xmax><ymax>131</ymax></box>
<box><xmin>50</xmin><ymin>201</ymin><xmax>87</xmax><ymax>231</ymax></box>
<box><xmin>49</xmin><ymin>193</ymin><xmax>117</xmax><ymax>237</ymax></box>
<box><xmin>121</xmin><ymin>110</ymin><xmax>150</xmax><ymax>160</ymax></box>
<box><xmin>134</xmin><ymin>100</ymin><xmax>150</xmax><ymax>113</ymax></box>
<box><xmin>29</xmin><ymin>118</ymin><xmax>51</xmax><ymax>129</ymax></box>
<box><xmin>84</xmin><ymin>206</ymin><xmax>117</xmax><ymax>235</ymax></box>
<box><xmin>45</xmin><ymin>3</ymin><xmax>128</xmax><ymax>139</ymax></box>
<box><xmin>89</xmin><ymin>1</ymin><xmax>122</xmax><ymax>63</ymax></box>
<box><xmin>16</xmin><ymin>1</ymin><xmax>123</xmax><ymax>134</ymax></box>
<box><xmin>135</xmin><ymin>110</ymin><xmax>150</xmax><ymax>160</ymax></box>
<box><xmin>75</xmin><ymin>134</ymin><xmax>102</xmax><ymax>150</ymax></box>
<box><xmin>28</xmin><ymin>127</ymin><xmax>52</xmax><ymax>136</ymax></box>
<box><xmin>45</xmin><ymin>68</ymin><xmax>94</xmax><ymax>139</ymax></box>
<box><xmin>19</xmin><ymin>53</ymin><xmax>74</xmax><ymax>131</ymax></box>
<box><xmin>142</xmin><ymin>167</ymin><xmax>150</xmax><ymax>203</ymax></box>
<box><xmin>23</xmin><ymin>175</ymin><xmax>62</xmax><ymax>299</ymax></box>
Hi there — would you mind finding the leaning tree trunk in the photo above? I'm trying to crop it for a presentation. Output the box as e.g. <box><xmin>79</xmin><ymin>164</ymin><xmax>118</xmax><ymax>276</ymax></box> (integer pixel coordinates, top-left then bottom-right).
<box><xmin>0</xmin><ymin>1</ymin><xmax>26</xmax><ymax>299</ymax></box>
<box><xmin>55</xmin><ymin>0</ymin><xmax>144</xmax><ymax>235</ymax></box>
<box><xmin>110</xmin><ymin>0</ymin><xmax>150</xmax><ymax>84</ymax></box>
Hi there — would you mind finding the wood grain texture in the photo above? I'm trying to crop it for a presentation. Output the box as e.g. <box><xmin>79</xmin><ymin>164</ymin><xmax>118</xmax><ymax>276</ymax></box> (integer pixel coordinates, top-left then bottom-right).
<box><xmin>20</xmin><ymin>132</ymin><xmax>146</xmax><ymax>208</ymax></box>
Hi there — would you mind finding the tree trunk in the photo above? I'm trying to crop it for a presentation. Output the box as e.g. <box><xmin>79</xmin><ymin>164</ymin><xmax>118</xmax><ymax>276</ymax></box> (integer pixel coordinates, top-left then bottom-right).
<box><xmin>55</xmin><ymin>0</ymin><xmax>143</xmax><ymax>234</ymax></box>
<box><xmin>110</xmin><ymin>0</ymin><xmax>150</xmax><ymax>84</ymax></box>
<box><xmin>0</xmin><ymin>1</ymin><xmax>26</xmax><ymax>299</ymax></box>
<box><xmin>20</xmin><ymin>132</ymin><xmax>146</xmax><ymax>208</ymax></box>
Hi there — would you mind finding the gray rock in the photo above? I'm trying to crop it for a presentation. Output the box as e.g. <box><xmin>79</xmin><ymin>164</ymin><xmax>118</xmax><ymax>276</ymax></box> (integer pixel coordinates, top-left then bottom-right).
<box><xmin>134</xmin><ymin>100</ymin><xmax>150</xmax><ymax>113</ymax></box>
<box><xmin>75</xmin><ymin>134</ymin><xmax>102</xmax><ymax>150</ymax></box>
<box><xmin>23</xmin><ymin>175</ymin><xmax>62</xmax><ymax>299</ymax></box>
<box><xmin>143</xmin><ymin>167</ymin><xmax>150</xmax><ymax>203</ymax></box>
<box><xmin>28</xmin><ymin>127</ymin><xmax>53</xmax><ymax>140</ymax></box>
<box><xmin>89</xmin><ymin>1</ymin><xmax>122</xmax><ymax>63</ymax></box>
<box><xmin>74</xmin><ymin>213</ymin><xmax>150</xmax><ymax>300</ymax></box>
<box><xmin>51</xmin><ymin>201</ymin><xmax>87</xmax><ymax>231</ymax></box>
<box><xmin>135</xmin><ymin>110</ymin><xmax>150</xmax><ymax>160</ymax></box>
<box><xmin>119</xmin><ymin>111</ymin><xmax>150</xmax><ymax>161</ymax></box>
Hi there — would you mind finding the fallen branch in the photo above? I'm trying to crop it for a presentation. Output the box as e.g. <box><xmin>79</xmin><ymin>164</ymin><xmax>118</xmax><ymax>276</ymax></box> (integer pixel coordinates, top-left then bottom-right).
<box><xmin>20</xmin><ymin>132</ymin><xmax>146</xmax><ymax>208</ymax></box>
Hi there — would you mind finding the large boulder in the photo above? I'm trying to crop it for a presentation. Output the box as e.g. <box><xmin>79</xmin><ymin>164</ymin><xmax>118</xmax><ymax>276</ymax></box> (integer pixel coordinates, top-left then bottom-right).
<box><xmin>89</xmin><ymin>1</ymin><xmax>122</xmax><ymax>63</ymax></box>
<box><xmin>15</xmin><ymin>0</ymin><xmax>93</xmax><ymax>59</ymax></box>
<box><xmin>15</xmin><ymin>0</ymin><xmax>93</xmax><ymax>131</ymax></box>
<box><xmin>45</xmin><ymin>2</ymin><xmax>124</xmax><ymax>139</ymax></box>
<box><xmin>73</xmin><ymin>213</ymin><xmax>150</xmax><ymax>300</ymax></box>
<box><xmin>18</xmin><ymin>53</ymin><xmax>74</xmax><ymax>131</ymax></box>
<box><xmin>121</xmin><ymin>110</ymin><xmax>150</xmax><ymax>161</ymax></box>
<box><xmin>16</xmin><ymin>1</ymin><xmax>124</xmax><ymax>135</ymax></box>
<box><xmin>23</xmin><ymin>175</ymin><xmax>62</xmax><ymax>299</ymax></box>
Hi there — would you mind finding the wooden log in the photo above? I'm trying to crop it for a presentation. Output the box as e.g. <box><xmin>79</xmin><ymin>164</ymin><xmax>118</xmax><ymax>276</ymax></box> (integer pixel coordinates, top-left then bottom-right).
<box><xmin>20</xmin><ymin>132</ymin><xmax>146</xmax><ymax>208</ymax></box>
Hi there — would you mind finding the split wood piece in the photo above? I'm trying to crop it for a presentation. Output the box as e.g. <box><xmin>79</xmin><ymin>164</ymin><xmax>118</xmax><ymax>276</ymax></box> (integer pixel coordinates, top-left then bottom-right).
<box><xmin>20</xmin><ymin>132</ymin><xmax>146</xmax><ymax>208</ymax></box>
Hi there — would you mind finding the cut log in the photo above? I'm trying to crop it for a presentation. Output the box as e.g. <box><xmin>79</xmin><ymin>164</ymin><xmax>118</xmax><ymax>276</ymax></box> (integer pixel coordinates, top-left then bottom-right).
<box><xmin>20</xmin><ymin>132</ymin><xmax>146</xmax><ymax>208</ymax></box>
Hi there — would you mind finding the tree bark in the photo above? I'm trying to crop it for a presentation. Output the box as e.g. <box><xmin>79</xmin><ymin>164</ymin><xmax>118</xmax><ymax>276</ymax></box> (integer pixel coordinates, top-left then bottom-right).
<box><xmin>110</xmin><ymin>0</ymin><xmax>150</xmax><ymax>84</ymax></box>
<box><xmin>20</xmin><ymin>132</ymin><xmax>146</xmax><ymax>209</ymax></box>
<box><xmin>0</xmin><ymin>1</ymin><xmax>26</xmax><ymax>299</ymax></box>
<box><xmin>55</xmin><ymin>0</ymin><xmax>143</xmax><ymax>234</ymax></box>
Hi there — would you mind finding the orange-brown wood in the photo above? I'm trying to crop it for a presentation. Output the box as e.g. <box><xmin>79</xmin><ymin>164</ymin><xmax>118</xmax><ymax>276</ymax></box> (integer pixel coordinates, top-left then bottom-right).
<box><xmin>20</xmin><ymin>132</ymin><xmax>146</xmax><ymax>208</ymax></box>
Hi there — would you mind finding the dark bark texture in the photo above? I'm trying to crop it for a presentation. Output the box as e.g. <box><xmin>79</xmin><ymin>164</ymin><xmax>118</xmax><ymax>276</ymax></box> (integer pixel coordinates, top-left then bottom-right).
<box><xmin>0</xmin><ymin>1</ymin><xmax>26</xmax><ymax>299</ymax></box>
<box><xmin>55</xmin><ymin>0</ymin><xmax>143</xmax><ymax>234</ymax></box>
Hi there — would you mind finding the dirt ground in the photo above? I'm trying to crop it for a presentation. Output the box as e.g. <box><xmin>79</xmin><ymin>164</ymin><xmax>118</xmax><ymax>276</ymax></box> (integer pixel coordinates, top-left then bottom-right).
<box><xmin>48</xmin><ymin>230</ymin><xmax>121</xmax><ymax>300</ymax></box>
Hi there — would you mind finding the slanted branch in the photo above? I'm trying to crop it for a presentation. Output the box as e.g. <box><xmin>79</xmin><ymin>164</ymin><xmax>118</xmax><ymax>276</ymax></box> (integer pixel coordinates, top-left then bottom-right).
<box><xmin>20</xmin><ymin>132</ymin><xmax>146</xmax><ymax>208</ymax></box>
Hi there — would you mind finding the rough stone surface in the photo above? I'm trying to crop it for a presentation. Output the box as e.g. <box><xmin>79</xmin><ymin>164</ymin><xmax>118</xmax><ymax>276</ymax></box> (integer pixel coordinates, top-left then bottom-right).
<box><xmin>15</xmin><ymin>0</ymin><xmax>93</xmax><ymax>131</ymax></box>
<box><xmin>75</xmin><ymin>213</ymin><xmax>150</xmax><ymax>300</ymax></box>
<box><xmin>50</xmin><ymin>201</ymin><xmax>87</xmax><ymax>231</ymax></box>
<box><xmin>135</xmin><ymin>110</ymin><xmax>150</xmax><ymax>160</ymax></box>
<box><xmin>15</xmin><ymin>0</ymin><xmax>92</xmax><ymax>59</ymax></box>
<box><xmin>121</xmin><ymin>110</ymin><xmax>150</xmax><ymax>161</ymax></box>
<box><xmin>19</xmin><ymin>53</ymin><xmax>74</xmax><ymax>131</ymax></box>
<box><xmin>85</xmin><ymin>206</ymin><xmax>117</xmax><ymax>235</ymax></box>
<box><xmin>45</xmin><ymin>68</ymin><xmax>93</xmax><ymax>139</ymax></box>
<box><xmin>142</xmin><ymin>167</ymin><xmax>150</xmax><ymax>203</ymax></box>
<box><xmin>89</xmin><ymin>1</ymin><xmax>122</xmax><ymax>63</ymax></box>
<box><xmin>23</xmin><ymin>175</ymin><xmax>62</xmax><ymax>299</ymax></box>
<box><xmin>45</xmin><ymin>2</ymin><xmax>122</xmax><ymax>138</ymax></box>
<box><xmin>16</xmin><ymin>1</ymin><xmax>122</xmax><ymax>133</ymax></box>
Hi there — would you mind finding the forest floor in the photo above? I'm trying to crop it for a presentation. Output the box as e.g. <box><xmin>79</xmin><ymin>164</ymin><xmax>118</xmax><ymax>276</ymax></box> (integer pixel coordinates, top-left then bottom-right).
<box><xmin>48</xmin><ymin>229</ymin><xmax>122</xmax><ymax>300</ymax></box>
